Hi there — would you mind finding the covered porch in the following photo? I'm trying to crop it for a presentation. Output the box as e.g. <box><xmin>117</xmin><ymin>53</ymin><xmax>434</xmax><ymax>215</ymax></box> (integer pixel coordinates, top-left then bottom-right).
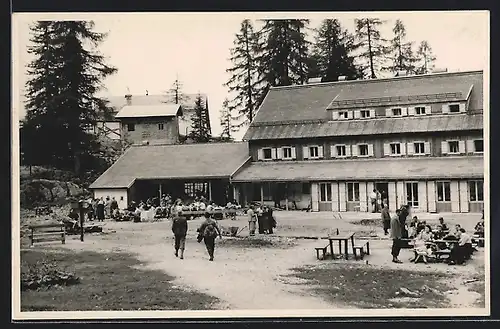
<box><xmin>232</xmin><ymin>181</ymin><xmax>311</xmax><ymax>210</ymax></box>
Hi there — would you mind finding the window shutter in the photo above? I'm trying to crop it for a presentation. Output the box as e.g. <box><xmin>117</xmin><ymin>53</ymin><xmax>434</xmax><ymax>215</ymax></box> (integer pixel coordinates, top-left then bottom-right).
<box><xmin>368</xmin><ymin>144</ymin><xmax>374</xmax><ymax>157</ymax></box>
<box><xmin>424</xmin><ymin>142</ymin><xmax>431</xmax><ymax>155</ymax></box>
<box><xmin>331</xmin><ymin>111</ymin><xmax>339</xmax><ymax>120</ymax></box>
<box><xmin>442</xmin><ymin>104</ymin><xmax>449</xmax><ymax>114</ymax></box>
<box><xmin>257</xmin><ymin>149</ymin><xmax>264</xmax><ymax>161</ymax></box>
<box><xmin>401</xmin><ymin>142</ymin><xmax>407</xmax><ymax>155</ymax></box>
<box><xmin>385</xmin><ymin>108</ymin><xmax>392</xmax><ymax>117</ymax></box>
<box><xmin>291</xmin><ymin>147</ymin><xmax>297</xmax><ymax>159</ymax></box>
<box><xmin>352</xmin><ymin>144</ymin><xmax>359</xmax><ymax>157</ymax></box>
<box><xmin>408</xmin><ymin>107</ymin><xmax>415</xmax><ymax>116</ymax></box>
<box><xmin>401</xmin><ymin>107</ymin><xmax>408</xmax><ymax>116</ymax></box>
<box><xmin>459</xmin><ymin>103</ymin><xmax>466</xmax><ymax>113</ymax></box>
<box><xmin>346</xmin><ymin>145</ymin><xmax>352</xmax><ymax>157</ymax></box>
<box><xmin>331</xmin><ymin>145</ymin><xmax>337</xmax><ymax>158</ymax></box>
<box><xmin>466</xmin><ymin>140</ymin><xmax>475</xmax><ymax>154</ymax></box>
<box><xmin>425</xmin><ymin>105</ymin><xmax>431</xmax><ymax>114</ymax></box>
<box><xmin>407</xmin><ymin>142</ymin><xmax>415</xmax><ymax>155</ymax></box>
<box><xmin>441</xmin><ymin>141</ymin><xmax>449</xmax><ymax>154</ymax></box>
<box><xmin>276</xmin><ymin>148</ymin><xmax>283</xmax><ymax>159</ymax></box>
<box><xmin>369</xmin><ymin>109</ymin><xmax>375</xmax><ymax>118</ymax></box>
<box><xmin>354</xmin><ymin>110</ymin><xmax>361</xmax><ymax>119</ymax></box>
<box><xmin>303</xmin><ymin>146</ymin><xmax>309</xmax><ymax>159</ymax></box>
<box><xmin>318</xmin><ymin>146</ymin><xmax>324</xmax><ymax>158</ymax></box>
<box><xmin>347</xmin><ymin>111</ymin><xmax>354</xmax><ymax>119</ymax></box>
<box><xmin>271</xmin><ymin>148</ymin><xmax>278</xmax><ymax>160</ymax></box>
<box><xmin>383</xmin><ymin>143</ymin><xmax>390</xmax><ymax>156</ymax></box>
<box><xmin>459</xmin><ymin>140</ymin><xmax>466</xmax><ymax>154</ymax></box>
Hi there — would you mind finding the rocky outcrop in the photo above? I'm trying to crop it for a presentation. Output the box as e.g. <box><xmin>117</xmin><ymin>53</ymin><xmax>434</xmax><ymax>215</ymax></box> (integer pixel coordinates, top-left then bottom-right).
<box><xmin>20</xmin><ymin>179</ymin><xmax>88</xmax><ymax>208</ymax></box>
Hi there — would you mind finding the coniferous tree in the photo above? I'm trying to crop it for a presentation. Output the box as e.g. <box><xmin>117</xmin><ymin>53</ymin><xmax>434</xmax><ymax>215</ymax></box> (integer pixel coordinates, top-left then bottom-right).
<box><xmin>310</xmin><ymin>19</ymin><xmax>362</xmax><ymax>82</ymax></box>
<box><xmin>23</xmin><ymin>20</ymin><xmax>117</xmax><ymax>173</ymax></box>
<box><xmin>189</xmin><ymin>93</ymin><xmax>211</xmax><ymax>143</ymax></box>
<box><xmin>165</xmin><ymin>75</ymin><xmax>187</xmax><ymax>104</ymax></box>
<box><xmin>225</xmin><ymin>19</ymin><xmax>262</xmax><ymax>127</ymax></box>
<box><xmin>219</xmin><ymin>98</ymin><xmax>235</xmax><ymax>141</ymax></box>
<box><xmin>256</xmin><ymin>19</ymin><xmax>310</xmax><ymax>88</ymax></box>
<box><xmin>383</xmin><ymin>19</ymin><xmax>418</xmax><ymax>75</ymax></box>
<box><xmin>354</xmin><ymin>18</ymin><xmax>388</xmax><ymax>78</ymax></box>
<box><xmin>415</xmin><ymin>40</ymin><xmax>437</xmax><ymax>74</ymax></box>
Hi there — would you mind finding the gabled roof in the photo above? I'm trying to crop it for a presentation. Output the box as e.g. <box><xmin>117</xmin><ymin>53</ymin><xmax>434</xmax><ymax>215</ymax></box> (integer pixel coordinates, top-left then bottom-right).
<box><xmin>115</xmin><ymin>104</ymin><xmax>183</xmax><ymax>119</ymax></box>
<box><xmin>249</xmin><ymin>70</ymin><xmax>483</xmax><ymax>126</ymax></box>
<box><xmin>231</xmin><ymin>156</ymin><xmax>483</xmax><ymax>182</ymax></box>
<box><xmin>106</xmin><ymin>93</ymin><xmax>208</xmax><ymax>113</ymax></box>
<box><xmin>89</xmin><ymin>142</ymin><xmax>250</xmax><ymax>189</ymax></box>
<box><xmin>244</xmin><ymin>114</ymin><xmax>483</xmax><ymax>140</ymax></box>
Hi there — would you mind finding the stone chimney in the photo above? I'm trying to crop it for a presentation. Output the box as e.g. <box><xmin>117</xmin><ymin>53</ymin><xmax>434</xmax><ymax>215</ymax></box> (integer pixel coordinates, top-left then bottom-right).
<box><xmin>125</xmin><ymin>94</ymin><xmax>132</xmax><ymax>106</ymax></box>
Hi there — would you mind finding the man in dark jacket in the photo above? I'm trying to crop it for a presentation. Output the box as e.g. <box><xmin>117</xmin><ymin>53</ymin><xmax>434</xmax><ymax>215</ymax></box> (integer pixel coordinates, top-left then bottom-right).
<box><xmin>390</xmin><ymin>209</ymin><xmax>403</xmax><ymax>263</ymax></box>
<box><xmin>381</xmin><ymin>204</ymin><xmax>391</xmax><ymax>235</ymax></box>
<box><xmin>172</xmin><ymin>211</ymin><xmax>188</xmax><ymax>259</ymax></box>
<box><xmin>197</xmin><ymin>213</ymin><xmax>222</xmax><ymax>261</ymax></box>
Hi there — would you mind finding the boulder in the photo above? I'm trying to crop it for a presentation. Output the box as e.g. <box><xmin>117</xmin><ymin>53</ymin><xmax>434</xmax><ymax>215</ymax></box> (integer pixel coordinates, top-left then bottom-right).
<box><xmin>20</xmin><ymin>179</ymin><xmax>87</xmax><ymax>207</ymax></box>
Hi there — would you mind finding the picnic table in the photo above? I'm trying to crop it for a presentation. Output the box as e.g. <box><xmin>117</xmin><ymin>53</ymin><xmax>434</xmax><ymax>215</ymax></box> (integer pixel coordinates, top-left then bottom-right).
<box><xmin>328</xmin><ymin>232</ymin><xmax>355</xmax><ymax>260</ymax></box>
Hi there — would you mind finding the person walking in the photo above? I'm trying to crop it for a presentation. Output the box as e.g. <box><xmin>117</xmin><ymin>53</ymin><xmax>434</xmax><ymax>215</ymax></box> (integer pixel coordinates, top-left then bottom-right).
<box><xmin>381</xmin><ymin>204</ymin><xmax>391</xmax><ymax>235</ymax></box>
<box><xmin>171</xmin><ymin>211</ymin><xmax>188</xmax><ymax>259</ymax></box>
<box><xmin>197</xmin><ymin>213</ymin><xmax>222</xmax><ymax>261</ymax></box>
<box><xmin>390</xmin><ymin>209</ymin><xmax>403</xmax><ymax>263</ymax></box>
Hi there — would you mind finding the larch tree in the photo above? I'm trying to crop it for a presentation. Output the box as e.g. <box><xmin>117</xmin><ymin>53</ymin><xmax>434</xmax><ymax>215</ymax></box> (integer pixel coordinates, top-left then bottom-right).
<box><xmin>224</xmin><ymin>19</ymin><xmax>262</xmax><ymax>128</ymax></box>
<box><xmin>189</xmin><ymin>93</ymin><xmax>211</xmax><ymax>143</ymax></box>
<box><xmin>256</xmin><ymin>19</ymin><xmax>310</xmax><ymax>88</ymax></box>
<box><xmin>165</xmin><ymin>75</ymin><xmax>187</xmax><ymax>104</ymax></box>
<box><xmin>219</xmin><ymin>98</ymin><xmax>235</xmax><ymax>141</ymax></box>
<box><xmin>22</xmin><ymin>20</ymin><xmax>117</xmax><ymax>174</ymax></box>
<box><xmin>415</xmin><ymin>40</ymin><xmax>437</xmax><ymax>74</ymax></box>
<box><xmin>354</xmin><ymin>18</ymin><xmax>388</xmax><ymax>79</ymax></box>
<box><xmin>310</xmin><ymin>19</ymin><xmax>362</xmax><ymax>82</ymax></box>
<box><xmin>384</xmin><ymin>19</ymin><xmax>418</xmax><ymax>75</ymax></box>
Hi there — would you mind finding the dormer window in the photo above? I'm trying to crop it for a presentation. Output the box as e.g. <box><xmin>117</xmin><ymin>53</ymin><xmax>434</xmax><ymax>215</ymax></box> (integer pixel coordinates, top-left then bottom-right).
<box><xmin>392</xmin><ymin>108</ymin><xmax>402</xmax><ymax>116</ymax></box>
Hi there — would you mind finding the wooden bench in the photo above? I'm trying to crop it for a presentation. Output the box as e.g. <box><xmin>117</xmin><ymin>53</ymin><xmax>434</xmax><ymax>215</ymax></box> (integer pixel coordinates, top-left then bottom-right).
<box><xmin>353</xmin><ymin>241</ymin><xmax>370</xmax><ymax>260</ymax></box>
<box><xmin>315</xmin><ymin>244</ymin><xmax>330</xmax><ymax>260</ymax></box>
<box><xmin>29</xmin><ymin>223</ymin><xmax>66</xmax><ymax>247</ymax></box>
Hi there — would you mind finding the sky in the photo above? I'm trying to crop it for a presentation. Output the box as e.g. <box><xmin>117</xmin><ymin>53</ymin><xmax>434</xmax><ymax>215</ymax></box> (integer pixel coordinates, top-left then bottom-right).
<box><xmin>12</xmin><ymin>11</ymin><xmax>489</xmax><ymax>140</ymax></box>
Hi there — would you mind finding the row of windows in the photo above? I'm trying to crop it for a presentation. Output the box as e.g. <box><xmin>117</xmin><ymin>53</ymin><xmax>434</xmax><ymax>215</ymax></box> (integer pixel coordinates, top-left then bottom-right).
<box><xmin>318</xmin><ymin>180</ymin><xmax>484</xmax><ymax>203</ymax></box>
<box><xmin>332</xmin><ymin>103</ymin><xmax>466</xmax><ymax>121</ymax></box>
<box><xmin>126</xmin><ymin>123</ymin><xmax>165</xmax><ymax>132</ymax></box>
<box><xmin>258</xmin><ymin>139</ymin><xmax>483</xmax><ymax>161</ymax></box>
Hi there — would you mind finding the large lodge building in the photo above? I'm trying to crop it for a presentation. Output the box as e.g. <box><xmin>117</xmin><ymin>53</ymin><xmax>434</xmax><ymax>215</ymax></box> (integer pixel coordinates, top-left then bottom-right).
<box><xmin>90</xmin><ymin>70</ymin><xmax>485</xmax><ymax>214</ymax></box>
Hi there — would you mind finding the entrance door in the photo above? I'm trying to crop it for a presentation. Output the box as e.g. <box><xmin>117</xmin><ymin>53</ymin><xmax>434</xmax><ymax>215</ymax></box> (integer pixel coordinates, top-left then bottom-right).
<box><xmin>406</xmin><ymin>182</ymin><xmax>419</xmax><ymax>208</ymax></box>
<box><xmin>375</xmin><ymin>182</ymin><xmax>389</xmax><ymax>207</ymax></box>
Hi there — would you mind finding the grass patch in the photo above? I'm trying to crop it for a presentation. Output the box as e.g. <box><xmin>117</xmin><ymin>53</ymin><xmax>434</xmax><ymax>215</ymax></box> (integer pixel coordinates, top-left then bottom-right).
<box><xmin>219</xmin><ymin>236</ymin><xmax>297</xmax><ymax>249</ymax></box>
<box><xmin>289</xmin><ymin>263</ymin><xmax>452</xmax><ymax>309</ymax></box>
<box><xmin>468</xmin><ymin>280</ymin><xmax>485</xmax><ymax>308</ymax></box>
<box><xmin>20</xmin><ymin>249</ymin><xmax>219</xmax><ymax>311</ymax></box>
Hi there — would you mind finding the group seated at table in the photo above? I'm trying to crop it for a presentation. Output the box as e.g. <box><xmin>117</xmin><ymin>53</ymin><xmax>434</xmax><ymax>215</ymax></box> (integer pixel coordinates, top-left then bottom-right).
<box><xmin>409</xmin><ymin>219</ymin><xmax>474</xmax><ymax>265</ymax></box>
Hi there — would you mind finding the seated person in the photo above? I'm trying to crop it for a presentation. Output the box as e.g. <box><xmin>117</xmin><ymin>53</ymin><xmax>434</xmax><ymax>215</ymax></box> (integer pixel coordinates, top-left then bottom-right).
<box><xmin>198</xmin><ymin>202</ymin><xmax>206</xmax><ymax>211</ymax></box>
<box><xmin>434</xmin><ymin>217</ymin><xmax>449</xmax><ymax>239</ymax></box>
<box><xmin>408</xmin><ymin>216</ymin><xmax>419</xmax><ymax>238</ymax></box>
<box><xmin>449</xmin><ymin>228</ymin><xmax>473</xmax><ymax>265</ymax></box>
<box><xmin>412</xmin><ymin>225</ymin><xmax>435</xmax><ymax>261</ymax></box>
<box><xmin>474</xmin><ymin>220</ymin><xmax>485</xmax><ymax>238</ymax></box>
<box><xmin>415</xmin><ymin>219</ymin><xmax>427</xmax><ymax>236</ymax></box>
<box><xmin>206</xmin><ymin>201</ymin><xmax>214</xmax><ymax>212</ymax></box>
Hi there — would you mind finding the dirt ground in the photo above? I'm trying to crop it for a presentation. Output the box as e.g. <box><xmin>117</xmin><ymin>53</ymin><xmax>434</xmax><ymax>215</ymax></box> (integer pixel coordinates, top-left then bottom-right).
<box><xmin>36</xmin><ymin>210</ymin><xmax>486</xmax><ymax>310</ymax></box>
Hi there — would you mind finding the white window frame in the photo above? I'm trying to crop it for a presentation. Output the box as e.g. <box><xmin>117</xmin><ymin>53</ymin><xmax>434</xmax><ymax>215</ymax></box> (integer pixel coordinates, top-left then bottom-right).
<box><xmin>346</xmin><ymin>182</ymin><xmax>360</xmax><ymax>202</ymax></box>
<box><xmin>436</xmin><ymin>181</ymin><xmax>451</xmax><ymax>202</ymax></box>
<box><xmin>309</xmin><ymin>146</ymin><xmax>320</xmax><ymax>159</ymax></box>
<box><xmin>414</xmin><ymin>106</ymin><xmax>427</xmax><ymax>115</ymax></box>
<box><xmin>448</xmin><ymin>103</ymin><xmax>461</xmax><ymax>113</ymax></box>
<box><xmin>413</xmin><ymin>141</ymin><xmax>426</xmax><ymax>155</ymax></box>
<box><xmin>447</xmin><ymin>140</ymin><xmax>460</xmax><ymax>154</ymax></box>
<box><xmin>360</xmin><ymin>110</ymin><xmax>371</xmax><ymax>118</ymax></box>
<box><xmin>391</xmin><ymin>108</ymin><xmax>403</xmax><ymax>116</ymax></box>
<box><xmin>319</xmin><ymin>183</ymin><xmax>332</xmax><ymax>202</ymax></box>
<box><xmin>338</xmin><ymin>111</ymin><xmax>349</xmax><ymax>120</ymax></box>
<box><xmin>357</xmin><ymin>143</ymin><xmax>370</xmax><ymax>157</ymax></box>
<box><xmin>282</xmin><ymin>147</ymin><xmax>293</xmax><ymax>160</ymax></box>
<box><xmin>335</xmin><ymin>144</ymin><xmax>347</xmax><ymax>158</ymax></box>
<box><xmin>262</xmin><ymin>148</ymin><xmax>273</xmax><ymax>160</ymax></box>
<box><xmin>390</xmin><ymin>142</ymin><xmax>402</xmax><ymax>156</ymax></box>
<box><xmin>469</xmin><ymin>180</ymin><xmax>484</xmax><ymax>202</ymax></box>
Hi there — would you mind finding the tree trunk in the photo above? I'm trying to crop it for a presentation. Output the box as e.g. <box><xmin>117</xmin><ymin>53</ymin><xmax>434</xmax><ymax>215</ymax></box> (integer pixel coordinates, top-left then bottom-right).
<box><xmin>367</xmin><ymin>23</ymin><xmax>375</xmax><ymax>79</ymax></box>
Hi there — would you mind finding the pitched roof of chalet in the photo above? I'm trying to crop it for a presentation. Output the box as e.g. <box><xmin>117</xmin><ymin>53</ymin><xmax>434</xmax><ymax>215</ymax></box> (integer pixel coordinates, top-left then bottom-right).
<box><xmin>89</xmin><ymin>142</ymin><xmax>250</xmax><ymax>189</ymax></box>
<box><xmin>244</xmin><ymin>114</ymin><xmax>483</xmax><ymax>140</ymax></box>
<box><xmin>115</xmin><ymin>104</ymin><xmax>183</xmax><ymax>119</ymax></box>
<box><xmin>106</xmin><ymin>93</ymin><xmax>208</xmax><ymax>113</ymax></box>
<box><xmin>244</xmin><ymin>70</ymin><xmax>483</xmax><ymax>140</ymax></box>
<box><xmin>231</xmin><ymin>156</ymin><xmax>483</xmax><ymax>182</ymax></box>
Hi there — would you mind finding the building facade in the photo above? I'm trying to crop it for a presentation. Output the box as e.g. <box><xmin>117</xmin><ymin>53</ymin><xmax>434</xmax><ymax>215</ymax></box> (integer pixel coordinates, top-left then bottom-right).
<box><xmin>231</xmin><ymin>70</ymin><xmax>484</xmax><ymax>213</ymax></box>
